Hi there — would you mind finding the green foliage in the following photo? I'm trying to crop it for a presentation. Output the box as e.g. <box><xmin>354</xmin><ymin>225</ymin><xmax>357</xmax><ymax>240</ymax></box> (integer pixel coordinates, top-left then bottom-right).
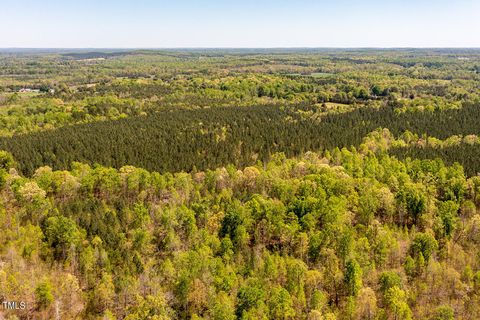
<box><xmin>473</xmin><ymin>271</ymin><xmax>480</xmax><ymax>293</ymax></box>
<box><xmin>0</xmin><ymin>150</ymin><xmax>14</xmax><ymax>169</ymax></box>
<box><xmin>0</xmin><ymin>151</ymin><xmax>478</xmax><ymax>318</ymax></box>
<box><xmin>344</xmin><ymin>260</ymin><xmax>362</xmax><ymax>297</ymax></box>
<box><xmin>379</xmin><ymin>271</ymin><xmax>402</xmax><ymax>295</ymax></box>
<box><xmin>410</xmin><ymin>232</ymin><xmax>438</xmax><ymax>263</ymax></box>
<box><xmin>396</xmin><ymin>183</ymin><xmax>427</xmax><ymax>226</ymax></box>
<box><xmin>236</xmin><ymin>280</ymin><xmax>266</xmax><ymax>317</ymax></box>
<box><xmin>435</xmin><ymin>201</ymin><xmax>459</xmax><ymax>239</ymax></box>
<box><xmin>43</xmin><ymin>215</ymin><xmax>82</xmax><ymax>260</ymax></box>
<box><xmin>384</xmin><ymin>286</ymin><xmax>412</xmax><ymax>320</ymax></box>
<box><xmin>211</xmin><ymin>292</ymin><xmax>236</xmax><ymax>320</ymax></box>
<box><xmin>268</xmin><ymin>287</ymin><xmax>296</xmax><ymax>319</ymax></box>
<box><xmin>35</xmin><ymin>280</ymin><xmax>54</xmax><ymax>310</ymax></box>
<box><xmin>404</xmin><ymin>255</ymin><xmax>416</xmax><ymax>279</ymax></box>
<box><xmin>432</xmin><ymin>305</ymin><xmax>455</xmax><ymax>320</ymax></box>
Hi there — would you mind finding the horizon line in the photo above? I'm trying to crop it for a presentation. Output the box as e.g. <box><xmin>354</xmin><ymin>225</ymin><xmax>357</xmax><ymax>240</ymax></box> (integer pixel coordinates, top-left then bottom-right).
<box><xmin>2</xmin><ymin>46</ymin><xmax>480</xmax><ymax>50</ymax></box>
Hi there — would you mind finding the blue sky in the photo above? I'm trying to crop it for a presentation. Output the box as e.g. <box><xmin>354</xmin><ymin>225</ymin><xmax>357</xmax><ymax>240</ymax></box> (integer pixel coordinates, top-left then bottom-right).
<box><xmin>1</xmin><ymin>0</ymin><xmax>479</xmax><ymax>48</ymax></box>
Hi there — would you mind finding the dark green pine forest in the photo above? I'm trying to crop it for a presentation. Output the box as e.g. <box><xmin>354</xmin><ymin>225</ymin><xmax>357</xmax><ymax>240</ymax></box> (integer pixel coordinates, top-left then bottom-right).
<box><xmin>0</xmin><ymin>49</ymin><xmax>480</xmax><ymax>319</ymax></box>
<box><xmin>2</xmin><ymin>102</ymin><xmax>480</xmax><ymax>176</ymax></box>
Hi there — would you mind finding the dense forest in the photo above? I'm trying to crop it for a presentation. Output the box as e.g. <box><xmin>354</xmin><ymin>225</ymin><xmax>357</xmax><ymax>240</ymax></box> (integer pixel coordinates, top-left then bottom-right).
<box><xmin>2</xmin><ymin>102</ymin><xmax>480</xmax><ymax>176</ymax></box>
<box><xmin>0</xmin><ymin>49</ymin><xmax>480</xmax><ymax>319</ymax></box>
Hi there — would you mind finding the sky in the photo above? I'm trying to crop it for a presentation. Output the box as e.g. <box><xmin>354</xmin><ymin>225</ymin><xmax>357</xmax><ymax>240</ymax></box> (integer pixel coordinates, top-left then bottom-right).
<box><xmin>0</xmin><ymin>0</ymin><xmax>479</xmax><ymax>48</ymax></box>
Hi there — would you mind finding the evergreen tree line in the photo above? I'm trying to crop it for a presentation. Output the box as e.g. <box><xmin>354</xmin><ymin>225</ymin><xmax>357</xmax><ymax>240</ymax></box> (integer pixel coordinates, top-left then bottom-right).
<box><xmin>390</xmin><ymin>144</ymin><xmax>480</xmax><ymax>177</ymax></box>
<box><xmin>1</xmin><ymin>102</ymin><xmax>480</xmax><ymax>177</ymax></box>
